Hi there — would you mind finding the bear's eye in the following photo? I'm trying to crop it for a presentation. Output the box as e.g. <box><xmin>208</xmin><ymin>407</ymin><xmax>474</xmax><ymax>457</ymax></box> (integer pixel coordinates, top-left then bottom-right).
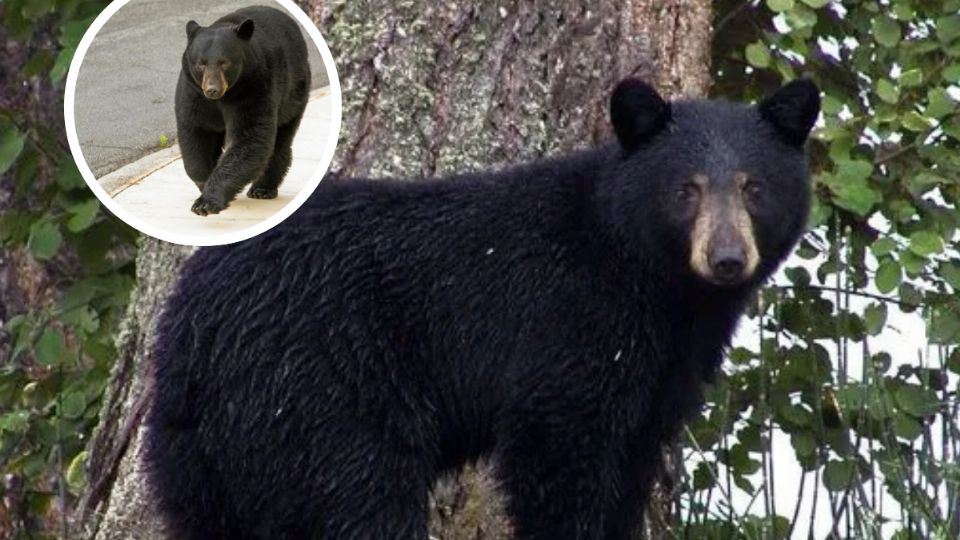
<box><xmin>743</xmin><ymin>181</ymin><xmax>762</xmax><ymax>201</ymax></box>
<box><xmin>675</xmin><ymin>183</ymin><xmax>699</xmax><ymax>204</ymax></box>
<box><xmin>196</xmin><ymin>63</ymin><xmax>206</xmax><ymax>72</ymax></box>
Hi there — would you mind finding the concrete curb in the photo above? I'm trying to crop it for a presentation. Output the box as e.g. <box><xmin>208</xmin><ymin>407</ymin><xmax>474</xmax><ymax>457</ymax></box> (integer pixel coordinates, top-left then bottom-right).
<box><xmin>101</xmin><ymin>145</ymin><xmax>182</xmax><ymax>196</ymax></box>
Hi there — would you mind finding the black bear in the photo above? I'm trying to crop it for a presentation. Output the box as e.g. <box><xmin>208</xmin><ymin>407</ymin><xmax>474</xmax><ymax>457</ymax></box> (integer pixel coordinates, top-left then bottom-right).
<box><xmin>175</xmin><ymin>5</ymin><xmax>310</xmax><ymax>216</ymax></box>
<box><xmin>145</xmin><ymin>78</ymin><xmax>820</xmax><ymax>539</ymax></box>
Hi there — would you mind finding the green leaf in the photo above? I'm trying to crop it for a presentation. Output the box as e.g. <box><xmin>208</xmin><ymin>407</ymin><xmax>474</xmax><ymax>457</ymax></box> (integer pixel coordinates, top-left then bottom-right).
<box><xmin>940</xmin><ymin>261</ymin><xmax>960</xmax><ymax>290</ymax></box>
<box><xmin>821</xmin><ymin>94</ymin><xmax>843</xmax><ymax>115</ymax></box>
<box><xmin>830</xmin><ymin>181</ymin><xmax>881</xmax><ymax>216</ymax></box>
<box><xmin>60</xmin><ymin>18</ymin><xmax>93</xmax><ymax>49</ymax></box>
<box><xmin>21</xmin><ymin>0</ymin><xmax>54</xmax><ymax>19</ymax></box>
<box><xmin>875</xmin><ymin>260</ymin><xmax>901</xmax><ymax>293</ymax></box>
<box><xmin>28</xmin><ymin>221</ymin><xmax>62</xmax><ymax>260</ymax></box>
<box><xmin>908</xmin><ymin>231</ymin><xmax>942</xmax><ymax>257</ymax></box>
<box><xmin>784</xmin><ymin>266</ymin><xmax>811</xmax><ymax>286</ymax></box>
<box><xmin>870</xmin><ymin>237</ymin><xmax>897</xmax><ymax>257</ymax></box>
<box><xmin>900</xmin><ymin>251</ymin><xmax>925</xmax><ymax>276</ymax></box>
<box><xmin>899</xmin><ymin>68</ymin><xmax>923</xmax><ymax>87</ymax></box>
<box><xmin>56</xmin><ymin>163</ymin><xmax>85</xmax><ymax>190</ymax></box>
<box><xmin>938</xmin><ymin>14</ymin><xmax>960</xmax><ymax>44</ymax></box>
<box><xmin>899</xmin><ymin>283</ymin><xmax>922</xmax><ymax>311</ymax></box>
<box><xmin>893</xmin><ymin>2</ymin><xmax>914</xmax><ymax>20</ymax></box>
<box><xmin>61</xmin><ymin>305</ymin><xmax>100</xmax><ymax>334</ymax></box>
<box><xmin>893</xmin><ymin>413</ymin><xmax>922</xmax><ymax>440</ymax></box>
<box><xmin>872</xmin><ymin>352</ymin><xmax>892</xmax><ymax>374</ymax></box>
<box><xmin>692</xmin><ymin>462</ymin><xmax>716</xmax><ymax>490</ymax></box>
<box><xmin>746</xmin><ymin>41</ymin><xmax>771</xmax><ymax>68</ymax></box>
<box><xmin>926</xmin><ymin>88</ymin><xmax>956</xmax><ymax>119</ymax></box>
<box><xmin>872</xmin><ymin>17</ymin><xmax>901</xmax><ymax>48</ymax></box>
<box><xmin>67</xmin><ymin>451</ymin><xmax>89</xmax><ymax>491</ymax></box>
<box><xmin>779</xmin><ymin>403</ymin><xmax>813</xmax><ymax>426</ymax></box>
<box><xmin>50</xmin><ymin>48</ymin><xmax>74</xmax><ymax>83</ymax></box>
<box><xmin>59</xmin><ymin>391</ymin><xmax>87</xmax><ymax>419</ymax></box>
<box><xmin>23</xmin><ymin>50</ymin><xmax>53</xmax><ymax>77</ymax></box>
<box><xmin>945</xmin><ymin>63</ymin><xmax>960</xmax><ymax>83</ymax></box>
<box><xmin>821</xmin><ymin>160</ymin><xmax>880</xmax><ymax>216</ymax></box>
<box><xmin>946</xmin><ymin>116</ymin><xmax>960</xmax><ymax>141</ymax></box>
<box><xmin>791</xmin><ymin>431</ymin><xmax>817</xmax><ymax>457</ymax></box>
<box><xmin>767</xmin><ymin>0</ymin><xmax>795</xmax><ymax>12</ymax></box>
<box><xmin>823</xmin><ymin>459</ymin><xmax>857</xmax><ymax>491</ymax></box>
<box><xmin>0</xmin><ymin>411</ymin><xmax>30</xmax><ymax>433</ymax></box>
<box><xmin>876</xmin><ymin>79</ymin><xmax>899</xmax><ymax>104</ymax></box>
<box><xmin>734</xmin><ymin>475</ymin><xmax>755</xmax><ymax>493</ymax></box>
<box><xmin>948</xmin><ymin>350</ymin><xmax>960</xmax><ymax>374</ymax></box>
<box><xmin>863</xmin><ymin>303</ymin><xmax>887</xmax><ymax>335</ymax></box>
<box><xmin>58</xmin><ymin>280</ymin><xmax>98</xmax><ymax>313</ymax></box>
<box><xmin>901</xmin><ymin>111</ymin><xmax>932</xmax><ymax>132</ymax></box>
<box><xmin>66</xmin><ymin>198</ymin><xmax>100</xmax><ymax>233</ymax></box>
<box><xmin>786</xmin><ymin>4</ymin><xmax>817</xmax><ymax>28</ymax></box>
<box><xmin>799</xmin><ymin>0</ymin><xmax>829</xmax><ymax>7</ymax></box>
<box><xmin>835</xmin><ymin>160</ymin><xmax>873</xmax><ymax>181</ymax></box>
<box><xmin>35</xmin><ymin>326</ymin><xmax>67</xmax><ymax>366</ymax></box>
<box><xmin>895</xmin><ymin>385</ymin><xmax>940</xmax><ymax>417</ymax></box>
<box><xmin>0</xmin><ymin>126</ymin><xmax>26</xmax><ymax>176</ymax></box>
<box><xmin>725</xmin><ymin>443</ymin><xmax>762</xmax><ymax>475</ymax></box>
<box><xmin>909</xmin><ymin>172</ymin><xmax>947</xmax><ymax>194</ymax></box>
<box><xmin>928</xmin><ymin>305</ymin><xmax>960</xmax><ymax>344</ymax></box>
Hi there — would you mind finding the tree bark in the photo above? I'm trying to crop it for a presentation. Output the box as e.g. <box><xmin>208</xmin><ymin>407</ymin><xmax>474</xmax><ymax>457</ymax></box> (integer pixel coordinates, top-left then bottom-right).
<box><xmin>75</xmin><ymin>1</ymin><xmax>711</xmax><ymax>538</ymax></box>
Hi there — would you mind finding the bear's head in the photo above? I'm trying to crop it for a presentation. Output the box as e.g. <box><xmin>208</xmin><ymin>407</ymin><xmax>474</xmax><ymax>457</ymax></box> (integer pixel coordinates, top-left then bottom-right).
<box><xmin>606</xmin><ymin>78</ymin><xmax>820</xmax><ymax>289</ymax></box>
<box><xmin>182</xmin><ymin>18</ymin><xmax>255</xmax><ymax>100</ymax></box>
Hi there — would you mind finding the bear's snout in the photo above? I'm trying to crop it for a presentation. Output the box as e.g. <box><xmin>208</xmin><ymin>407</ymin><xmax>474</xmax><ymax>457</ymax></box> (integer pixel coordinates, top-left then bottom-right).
<box><xmin>687</xmin><ymin>173</ymin><xmax>760</xmax><ymax>286</ymax></box>
<box><xmin>200</xmin><ymin>67</ymin><xmax>228</xmax><ymax>100</ymax></box>
<box><xmin>708</xmin><ymin>244</ymin><xmax>746</xmax><ymax>284</ymax></box>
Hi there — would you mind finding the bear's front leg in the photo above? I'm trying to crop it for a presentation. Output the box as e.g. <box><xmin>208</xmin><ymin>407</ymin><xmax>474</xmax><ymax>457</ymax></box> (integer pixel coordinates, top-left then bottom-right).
<box><xmin>178</xmin><ymin>126</ymin><xmax>225</xmax><ymax>193</ymax></box>
<box><xmin>191</xmin><ymin>110</ymin><xmax>276</xmax><ymax>216</ymax></box>
<box><xmin>496</xmin><ymin>420</ymin><xmax>644</xmax><ymax>540</ymax></box>
<box><xmin>247</xmin><ymin>116</ymin><xmax>303</xmax><ymax>199</ymax></box>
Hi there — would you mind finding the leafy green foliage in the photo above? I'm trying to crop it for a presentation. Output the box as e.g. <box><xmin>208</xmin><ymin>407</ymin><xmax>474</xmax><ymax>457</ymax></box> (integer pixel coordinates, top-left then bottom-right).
<box><xmin>0</xmin><ymin>0</ymin><xmax>136</xmax><ymax>536</ymax></box>
<box><xmin>682</xmin><ymin>0</ymin><xmax>960</xmax><ymax>538</ymax></box>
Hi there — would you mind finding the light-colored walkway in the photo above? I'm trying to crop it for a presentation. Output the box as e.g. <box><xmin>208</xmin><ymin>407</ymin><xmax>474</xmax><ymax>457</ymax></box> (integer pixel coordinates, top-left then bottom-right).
<box><xmin>99</xmin><ymin>88</ymin><xmax>335</xmax><ymax>236</ymax></box>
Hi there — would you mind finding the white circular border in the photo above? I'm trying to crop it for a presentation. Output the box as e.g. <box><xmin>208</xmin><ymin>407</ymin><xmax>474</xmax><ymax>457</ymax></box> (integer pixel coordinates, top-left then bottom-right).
<box><xmin>64</xmin><ymin>0</ymin><xmax>342</xmax><ymax>247</ymax></box>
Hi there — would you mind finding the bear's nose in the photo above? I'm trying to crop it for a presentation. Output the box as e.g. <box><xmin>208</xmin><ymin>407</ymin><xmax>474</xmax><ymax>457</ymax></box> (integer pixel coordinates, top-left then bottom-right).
<box><xmin>204</xmin><ymin>87</ymin><xmax>222</xmax><ymax>99</ymax></box>
<box><xmin>709</xmin><ymin>246</ymin><xmax>745</xmax><ymax>283</ymax></box>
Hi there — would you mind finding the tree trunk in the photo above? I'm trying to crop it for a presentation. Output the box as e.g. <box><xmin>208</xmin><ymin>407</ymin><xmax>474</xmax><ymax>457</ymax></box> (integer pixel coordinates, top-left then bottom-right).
<box><xmin>75</xmin><ymin>1</ymin><xmax>711</xmax><ymax>538</ymax></box>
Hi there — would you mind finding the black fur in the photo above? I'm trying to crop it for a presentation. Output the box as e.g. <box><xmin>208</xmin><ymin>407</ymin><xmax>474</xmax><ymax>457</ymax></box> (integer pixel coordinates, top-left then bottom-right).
<box><xmin>610</xmin><ymin>79</ymin><xmax>672</xmax><ymax>150</ymax></box>
<box><xmin>145</xmin><ymin>79</ymin><xmax>819</xmax><ymax>539</ymax></box>
<box><xmin>758</xmin><ymin>78</ymin><xmax>820</xmax><ymax>147</ymax></box>
<box><xmin>175</xmin><ymin>5</ymin><xmax>310</xmax><ymax>216</ymax></box>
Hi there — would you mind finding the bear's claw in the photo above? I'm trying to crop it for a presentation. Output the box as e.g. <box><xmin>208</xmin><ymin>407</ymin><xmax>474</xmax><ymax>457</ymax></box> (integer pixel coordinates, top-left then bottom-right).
<box><xmin>191</xmin><ymin>196</ymin><xmax>227</xmax><ymax>216</ymax></box>
<box><xmin>247</xmin><ymin>187</ymin><xmax>278</xmax><ymax>199</ymax></box>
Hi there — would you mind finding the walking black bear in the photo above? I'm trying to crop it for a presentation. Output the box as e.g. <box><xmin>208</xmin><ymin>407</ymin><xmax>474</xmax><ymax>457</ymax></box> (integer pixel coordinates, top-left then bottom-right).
<box><xmin>146</xmin><ymin>78</ymin><xmax>820</xmax><ymax>539</ymax></box>
<box><xmin>175</xmin><ymin>5</ymin><xmax>310</xmax><ymax>216</ymax></box>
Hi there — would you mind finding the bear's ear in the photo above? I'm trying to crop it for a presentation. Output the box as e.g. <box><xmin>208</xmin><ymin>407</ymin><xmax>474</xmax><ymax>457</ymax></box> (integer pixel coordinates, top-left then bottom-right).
<box><xmin>236</xmin><ymin>19</ymin><xmax>254</xmax><ymax>40</ymax></box>
<box><xmin>186</xmin><ymin>21</ymin><xmax>201</xmax><ymax>38</ymax></box>
<box><xmin>758</xmin><ymin>79</ymin><xmax>820</xmax><ymax>147</ymax></box>
<box><xmin>610</xmin><ymin>78</ymin><xmax>671</xmax><ymax>151</ymax></box>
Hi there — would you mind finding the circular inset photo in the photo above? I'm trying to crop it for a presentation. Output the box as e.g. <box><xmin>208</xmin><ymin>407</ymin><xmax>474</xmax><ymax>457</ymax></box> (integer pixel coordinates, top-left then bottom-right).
<box><xmin>64</xmin><ymin>0</ymin><xmax>341</xmax><ymax>246</ymax></box>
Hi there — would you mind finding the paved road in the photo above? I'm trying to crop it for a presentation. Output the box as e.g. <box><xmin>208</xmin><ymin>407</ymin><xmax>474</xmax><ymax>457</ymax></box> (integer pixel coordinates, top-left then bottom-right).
<box><xmin>73</xmin><ymin>0</ymin><xmax>330</xmax><ymax>176</ymax></box>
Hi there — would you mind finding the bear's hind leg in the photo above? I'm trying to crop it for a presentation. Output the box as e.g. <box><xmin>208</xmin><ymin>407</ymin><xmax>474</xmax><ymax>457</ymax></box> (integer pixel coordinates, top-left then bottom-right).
<box><xmin>247</xmin><ymin>118</ymin><xmax>301</xmax><ymax>199</ymax></box>
<box><xmin>145</xmin><ymin>427</ymin><xmax>255</xmax><ymax>540</ymax></box>
<box><xmin>496</xmin><ymin>422</ymin><xmax>642</xmax><ymax>540</ymax></box>
<box><xmin>178</xmin><ymin>127</ymin><xmax>224</xmax><ymax>193</ymax></box>
<box><xmin>312</xmin><ymin>431</ymin><xmax>435</xmax><ymax>540</ymax></box>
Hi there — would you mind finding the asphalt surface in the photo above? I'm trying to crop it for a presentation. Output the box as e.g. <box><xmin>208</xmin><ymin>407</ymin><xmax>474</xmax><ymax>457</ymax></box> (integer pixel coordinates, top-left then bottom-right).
<box><xmin>73</xmin><ymin>0</ymin><xmax>330</xmax><ymax>176</ymax></box>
